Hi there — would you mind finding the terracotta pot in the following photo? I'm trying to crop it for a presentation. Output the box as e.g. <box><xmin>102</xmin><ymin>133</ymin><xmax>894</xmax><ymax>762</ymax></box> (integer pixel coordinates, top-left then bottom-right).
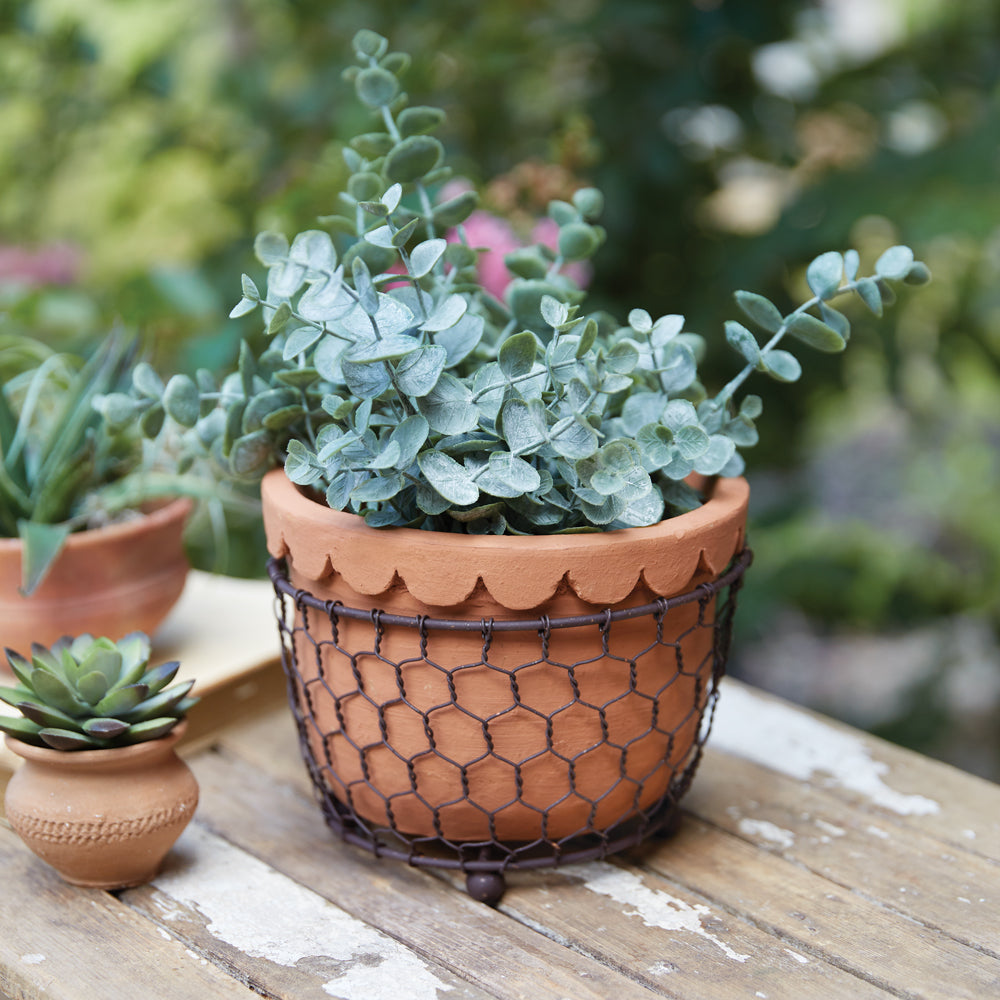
<box><xmin>3</xmin><ymin>722</ymin><xmax>198</xmax><ymax>889</ymax></box>
<box><xmin>0</xmin><ymin>497</ymin><xmax>192</xmax><ymax>656</ymax></box>
<box><xmin>263</xmin><ymin>469</ymin><xmax>748</xmax><ymax>842</ymax></box>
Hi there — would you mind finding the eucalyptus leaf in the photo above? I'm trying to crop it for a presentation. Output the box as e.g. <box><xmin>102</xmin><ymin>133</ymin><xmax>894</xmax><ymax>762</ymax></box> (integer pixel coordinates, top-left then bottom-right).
<box><xmin>351</xmin><ymin>473</ymin><xmax>405</xmax><ymax>503</ymax></box>
<box><xmin>343</xmin><ymin>357</ymin><xmax>393</xmax><ymax>400</ymax></box>
<box><xmin>398</xmin><ymin>106</ymin><xmax>446</xmax><ymax>137</ymax></box>
<box><xmin>364</xmin><ymin>225</ymin><xmax>396</xmax><ymax>249</ymax></box>
<box><xmin>289</xmin><ymin>229</ymin><xmax>337</xmax><ymax>272</ymax></box>
<box><xmin>628</xmin><ymin>308</ymin><xmax>652</xmax><ymax>334</ymax></box>
<box><xmin>761</xmin><ymin>349</ymin><xmax>803</xmax><ymax>382</ymax></box>
<box><xmin>498</xmin><ymin>398</ymin><xmax>546</xmax><ymax>454</ymax></box>
<box><xmin>549</xmin><ymin>415</ymin><xmax>599</xmax><ymax>460</ymax></box>
<box><xmin>255</xmin><ymin>231</ymin><xmax>289</xmax><ymax>266</ymax></box>
<box><xmin>229</xmin><ymin>430</ymin><xmax>273</xmax><ymax>477</ymax></box>
<box><xmin>268</xmin><ymin>261</ymin><xmax>307</xmax><ymax>299</ymax></box>
<box><xmin>874</xmin><ymin>245</ymin><xmax>915</xmax><ymax>281</ymax></box>
<box><xmin>415</xmin><ymin>372</ymin><xmax>479</xmax><ymax>434</ymax></box>
<box><xmin>785</xmin><ymin>313</ymin><xmax>847</xmax><ymax>353</ymax></box>
<box><xmin>657</xmin><ymin>342</ymin><xmax>698</xmax><ymax>394</ymax></box>
<box><xmin>345</xmin><ymin>334</ymin><xmax>421</xmax><ymax>364</ymax></box>
<box><xmin>417</xmin><ymin>450</ymin><xmax>479</xmax><ymax>505</ymax></box>
<box><xmin>298</xmin><ymin>268</ymin><xmax>349</xmax><ymax>322</ymax></box>
<box><xmin>724</xmin><ymin>321</ymin><xmax>761</xmax><ymax>365</ymax></box>
<box><xmin>384</xmin><ymin>136</ymin><xmax>444</xmax><ymax>184</ymax></box>
<box><xmin>409</xmin><ymin>238</ymin><xmax>447</xmax><ymax>279</ymax></box>
<box><xmin>392</xmin><ymin>344</ymin><xmax>445</xmax><ymax>396</ymax></box>
<box><xmin>435</xmin><ymin>313</ymin><xmax>484</xmax><ymax>365</ymax></box>
<box><xmin>674</xmin><ymin>424</ymin><xmax>710</xmax><ymax>461</ymax></box>
<box><xmin>388</xmin><ymin>415</ymin><xmax>430</xmax><ymax>467</ymax></box>
<box><xmin>734</xmin><ymin>291</ymin><xmax>783</xmax><ymax>334</ymax></box>
<box><xmin>476</xmin><ymin>452</ymin><xmax>542</xmax><ymax>498</ymax></box>
<box><xmin>421</xmin><ymin>294</ymin><xmax>467</xmax><ymax>333</ymax></box>
<box><xmin>282</xmin><ymin>326</ymin><xmax>325</xmax><ymax>360</ymax></box>
<box><xmin>805</xmin><ymin>251</ymin><xmax>844</xmax><ymax>300</ymax></box>
<box><xmin>498</xmin><ymin>330</ymin><xmax>538</xmax><ymax>379</ymax></box>
<box><xmin>855</xmin><ymin>278</ymin><xmax>883</xmax><ymax>316</ymax></box>
<box><xmin>692</xmin><ymin>434</ymin><xmax>736</xmax><ymax>476</ymax></box>
<box><xmin>163</xmin><ymin>374</ymin><xmax>201</xmax><ymax>427</ymax></box>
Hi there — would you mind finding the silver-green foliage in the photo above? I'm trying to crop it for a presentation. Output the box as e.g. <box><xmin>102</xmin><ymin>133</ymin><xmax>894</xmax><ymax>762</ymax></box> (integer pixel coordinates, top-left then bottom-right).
<box><xmin>0</xmin><ymin>633</ymin><xmax>197</xmax><ymax>750</ymax></box>
<box><xmin>106</xmin><ymin>30</ymin><xmax>930</xmax><ymax>535</ymax></box>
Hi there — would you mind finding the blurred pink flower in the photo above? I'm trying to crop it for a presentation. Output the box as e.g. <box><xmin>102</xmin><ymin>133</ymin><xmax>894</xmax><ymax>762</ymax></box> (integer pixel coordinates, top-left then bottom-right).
<box><xmin>0</xmin><ymin>243</ymin><xmax>79</xmax><ymax>286</ymax></box>
<box><xmin>457</xmin><ymin>210</ymin><xmax>521</xmax><ymax>300</ymax></box>
<box><xmin>451</xmin><ymin>209</ymin><xmax>592</xmax><ymax>301</ymax></box>
<box><xmin>383</xmin><ymin>183</ymin><xmax>592</xmax><ymax>299</ymax></box>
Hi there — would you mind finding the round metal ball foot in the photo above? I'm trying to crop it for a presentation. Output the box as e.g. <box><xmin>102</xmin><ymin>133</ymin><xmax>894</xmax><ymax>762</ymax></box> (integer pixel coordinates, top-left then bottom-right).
<box><xmin>466</xmin><ymin>871</ymin><xmax>506</xmax><ymax>906</ymax></box>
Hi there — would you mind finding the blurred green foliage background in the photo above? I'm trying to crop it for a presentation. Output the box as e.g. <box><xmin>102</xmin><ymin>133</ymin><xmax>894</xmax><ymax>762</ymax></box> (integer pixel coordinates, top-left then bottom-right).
<box><xmin>2</xmin><ymin>0</ymin><xmax>998</xmax><ymax>775</ymax></box>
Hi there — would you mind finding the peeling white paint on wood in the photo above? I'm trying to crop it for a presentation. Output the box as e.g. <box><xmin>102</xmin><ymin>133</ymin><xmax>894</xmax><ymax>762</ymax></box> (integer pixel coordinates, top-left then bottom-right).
<box><xmin>579</xmin><ymin>862</ymin><xmax>751</xmax><ymax>962</ymax></box>
<box><xmin>784</xmin><ymin>948</ymin><xmax>809</xmax><ymax>964</ymax></box>
<box><xmin>153</xmin><ymin>826</ymin><xmax>452</xmax><ymax>1000</ymax></box>
<box><xmin>21</xmin><ymin>954</ymin><xmax>45</xmax><ymax>964</ymax></box>
<box><xmin>712</xmin><ymin>684</ymin><xmax>940</xmax><ymax>816</ymax></box>
<box><xmin>814</xmin><ymin>819</ymin><xmax>845</xmax><ymax>838</ymax></box>
<box><xmin>737</xmin><ymin>818</ymin><xmax>796</xmax><ymax>849</ymax></box>
<box><xmin>648</xmin><ymin>961</ymin><xmax>677</xmax><ymax>975</ymax></box>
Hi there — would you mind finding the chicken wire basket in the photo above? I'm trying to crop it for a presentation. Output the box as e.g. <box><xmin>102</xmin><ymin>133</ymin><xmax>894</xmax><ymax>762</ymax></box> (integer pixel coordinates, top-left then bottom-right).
<box><xmin>268</xmin><ymin>547</ymin><xmax>751</xmax><ymax>904</ymax></box>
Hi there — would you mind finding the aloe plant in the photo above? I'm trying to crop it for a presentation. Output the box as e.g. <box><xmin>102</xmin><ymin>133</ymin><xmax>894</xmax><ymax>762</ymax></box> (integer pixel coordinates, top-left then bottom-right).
<box><xmin>0</xmin><ymin>633</ymin><xmax>197</xmax><ymax>750</ymax></box>
<box><xmin>0</xmin><ymin>333</ymin><xmax>146</xmax><ymax>593</ymax></box>
<box><xmin>1</xmin><ymin>331</ymin><xmax>263</xmax><ymax>595</ymax></box>
<box><xmin>103</xmin><ymin>29</ymin><xmax>930</xmax><ymax>535</ymax></box>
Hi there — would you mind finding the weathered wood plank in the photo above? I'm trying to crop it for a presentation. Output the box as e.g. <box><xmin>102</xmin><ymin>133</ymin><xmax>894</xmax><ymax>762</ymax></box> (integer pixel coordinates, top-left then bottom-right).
<box><xmin>479</xmin><ymin>858</ymin><xmax>894</xmax><ymax>1000</ymax></box>
<box><xmin>689</xmin><ymin>746</ymin><xmax>1000</xmax><ymax>960</ymax></box>
<box><xmin>209</xmin><ymin>712</ymin><xmax>895</xmax><ymax>1000</ymax></box>
<box><xmin>0</xmin><ymin>823</ymin><xmax>253</xmax><ymax>1000</ymax></box>
<box><xmin>638</xmin><ymin>815</ymin><xmax>1000</xmax><ymax>1000</ymax></box>
<box><xmin>712</xmin><ymin>680</ymin><xmax>1000</xmax><ymax>861</ymax></box>
<box><xmin>190</xmin><ymin>747</ymin><xmax>665</xmax><ymax>1000</ymax></box>
<box><xmin>214</xmin><ymin>691</ymin><xmax>1000</xmax><ymax>998</ymax></box>
<box><xmin>123</xmin><ymin>824</ymin><xmax>492</xmax><ymax>1000</ymax></box>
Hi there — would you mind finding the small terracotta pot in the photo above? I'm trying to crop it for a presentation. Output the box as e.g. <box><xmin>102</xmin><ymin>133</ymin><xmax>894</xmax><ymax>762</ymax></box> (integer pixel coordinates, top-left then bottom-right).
<box><xmin>0</xmin><ymin>497</ymin><xmax>192</xmax><ymax>657</ymax></box>
<box><xmin>263</xmin><ymin>470</ymin><xmax>748</xmax><ymax>842</ymax></box>
<box><xmin>4</xmin><ymin>723</ymin><xmax>198</xmax><ymax>889</ymax></box>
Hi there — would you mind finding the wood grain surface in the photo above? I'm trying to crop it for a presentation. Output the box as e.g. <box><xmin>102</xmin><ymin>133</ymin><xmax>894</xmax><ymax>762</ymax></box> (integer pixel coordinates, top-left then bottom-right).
<box><xmin>3</xmin><ymin>676</ymin><xmax>999</xmax><ymax>999</ymax></box>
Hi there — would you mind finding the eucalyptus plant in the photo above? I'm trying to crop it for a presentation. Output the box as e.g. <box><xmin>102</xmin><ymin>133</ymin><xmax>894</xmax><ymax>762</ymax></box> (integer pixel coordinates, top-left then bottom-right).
<box><xmin>101</xmin><ymin>29</ymin><xmax>929</xmax><ymax>535</ymax></box>
<box><xmin>0</xmin><ymin>632</ymin><xmax>197</xmax><ymax>750</ymax></box>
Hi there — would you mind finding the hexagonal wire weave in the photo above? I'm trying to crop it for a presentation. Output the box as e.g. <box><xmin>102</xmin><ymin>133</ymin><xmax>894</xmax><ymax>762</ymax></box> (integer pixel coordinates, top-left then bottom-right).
<box><xmin>268</xmin><ymin>548</ymin><xmax>751</xmax><ymax>902</ymax></box>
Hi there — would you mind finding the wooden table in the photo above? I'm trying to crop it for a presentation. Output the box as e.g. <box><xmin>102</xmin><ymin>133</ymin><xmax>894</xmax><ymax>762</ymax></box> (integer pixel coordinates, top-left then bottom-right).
<box><xmin>2</xmin><ymin>577</ymin><xmax>999</xmax><ymax>999</ymax></box>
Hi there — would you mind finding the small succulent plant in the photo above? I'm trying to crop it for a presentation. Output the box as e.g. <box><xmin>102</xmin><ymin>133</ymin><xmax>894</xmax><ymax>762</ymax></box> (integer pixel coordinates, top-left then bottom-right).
<box><xmin>0</xmin><ymin>632</ymin><xmax>198</xmax><ymax>750</ymax></box>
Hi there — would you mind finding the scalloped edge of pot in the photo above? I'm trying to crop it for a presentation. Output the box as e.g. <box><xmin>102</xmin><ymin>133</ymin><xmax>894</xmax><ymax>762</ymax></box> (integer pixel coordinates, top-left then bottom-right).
<box><xmin>262</xmin><ymin>469</ymin><xmax>748</xmax><ymax>613</ymax></box>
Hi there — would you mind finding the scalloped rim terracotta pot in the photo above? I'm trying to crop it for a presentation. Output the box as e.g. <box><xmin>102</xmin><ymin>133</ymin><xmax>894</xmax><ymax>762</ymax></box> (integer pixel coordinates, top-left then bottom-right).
<box><xmin>3</xmin><ymin>722</ymin><xmax>198</xmax><ymax>889</ymax></box>
<box><xmin>263</xmin><ymin>469</ymin><xmax>749</xmax><ymax>842</ymax></box>
<box><xmin>0</xmin><ymin>497</ymin><xmax>192</xmax><ymax>657</ymax></box>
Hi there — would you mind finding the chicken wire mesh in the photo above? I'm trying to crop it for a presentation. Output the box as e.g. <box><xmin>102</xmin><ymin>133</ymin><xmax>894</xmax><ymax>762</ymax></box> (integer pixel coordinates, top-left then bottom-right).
<box><xmin>268</xmin><ymin>548</ymin><xmax>751</xmax><ymax>902</ymax></box>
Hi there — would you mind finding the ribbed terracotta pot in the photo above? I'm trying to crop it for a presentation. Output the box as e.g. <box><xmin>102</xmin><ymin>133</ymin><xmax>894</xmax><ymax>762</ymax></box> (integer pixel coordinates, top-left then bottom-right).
<box><xmin>0</xmin><ymin>497</ymin><xmax>192</xmax><ymax>657</ymax></box>
<box><xmin>4</xmin><ymin>722</ymin><xmax>198</xmax><ymax>889</ymax></box>
<box><xmin>263</xmin><ymin>469</ymin><xmax>748</xmax><ymax>842</ymax></box>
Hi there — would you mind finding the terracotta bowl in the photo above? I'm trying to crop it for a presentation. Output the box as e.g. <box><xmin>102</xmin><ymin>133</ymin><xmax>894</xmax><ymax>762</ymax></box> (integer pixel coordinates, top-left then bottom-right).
<box><xmin>4</xmin><ymin>722</ymin><xmax>198</xmax><ymax>889</ymax></box>
<box><xmin>263</xmin><ymin>470</ymin><xmax>749</xmax><ymax>842</ymax></box>
<box><xmin>0</xmin><ymin>497</ymin><xmax>192</xmax><ymax>656</ymax></box>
